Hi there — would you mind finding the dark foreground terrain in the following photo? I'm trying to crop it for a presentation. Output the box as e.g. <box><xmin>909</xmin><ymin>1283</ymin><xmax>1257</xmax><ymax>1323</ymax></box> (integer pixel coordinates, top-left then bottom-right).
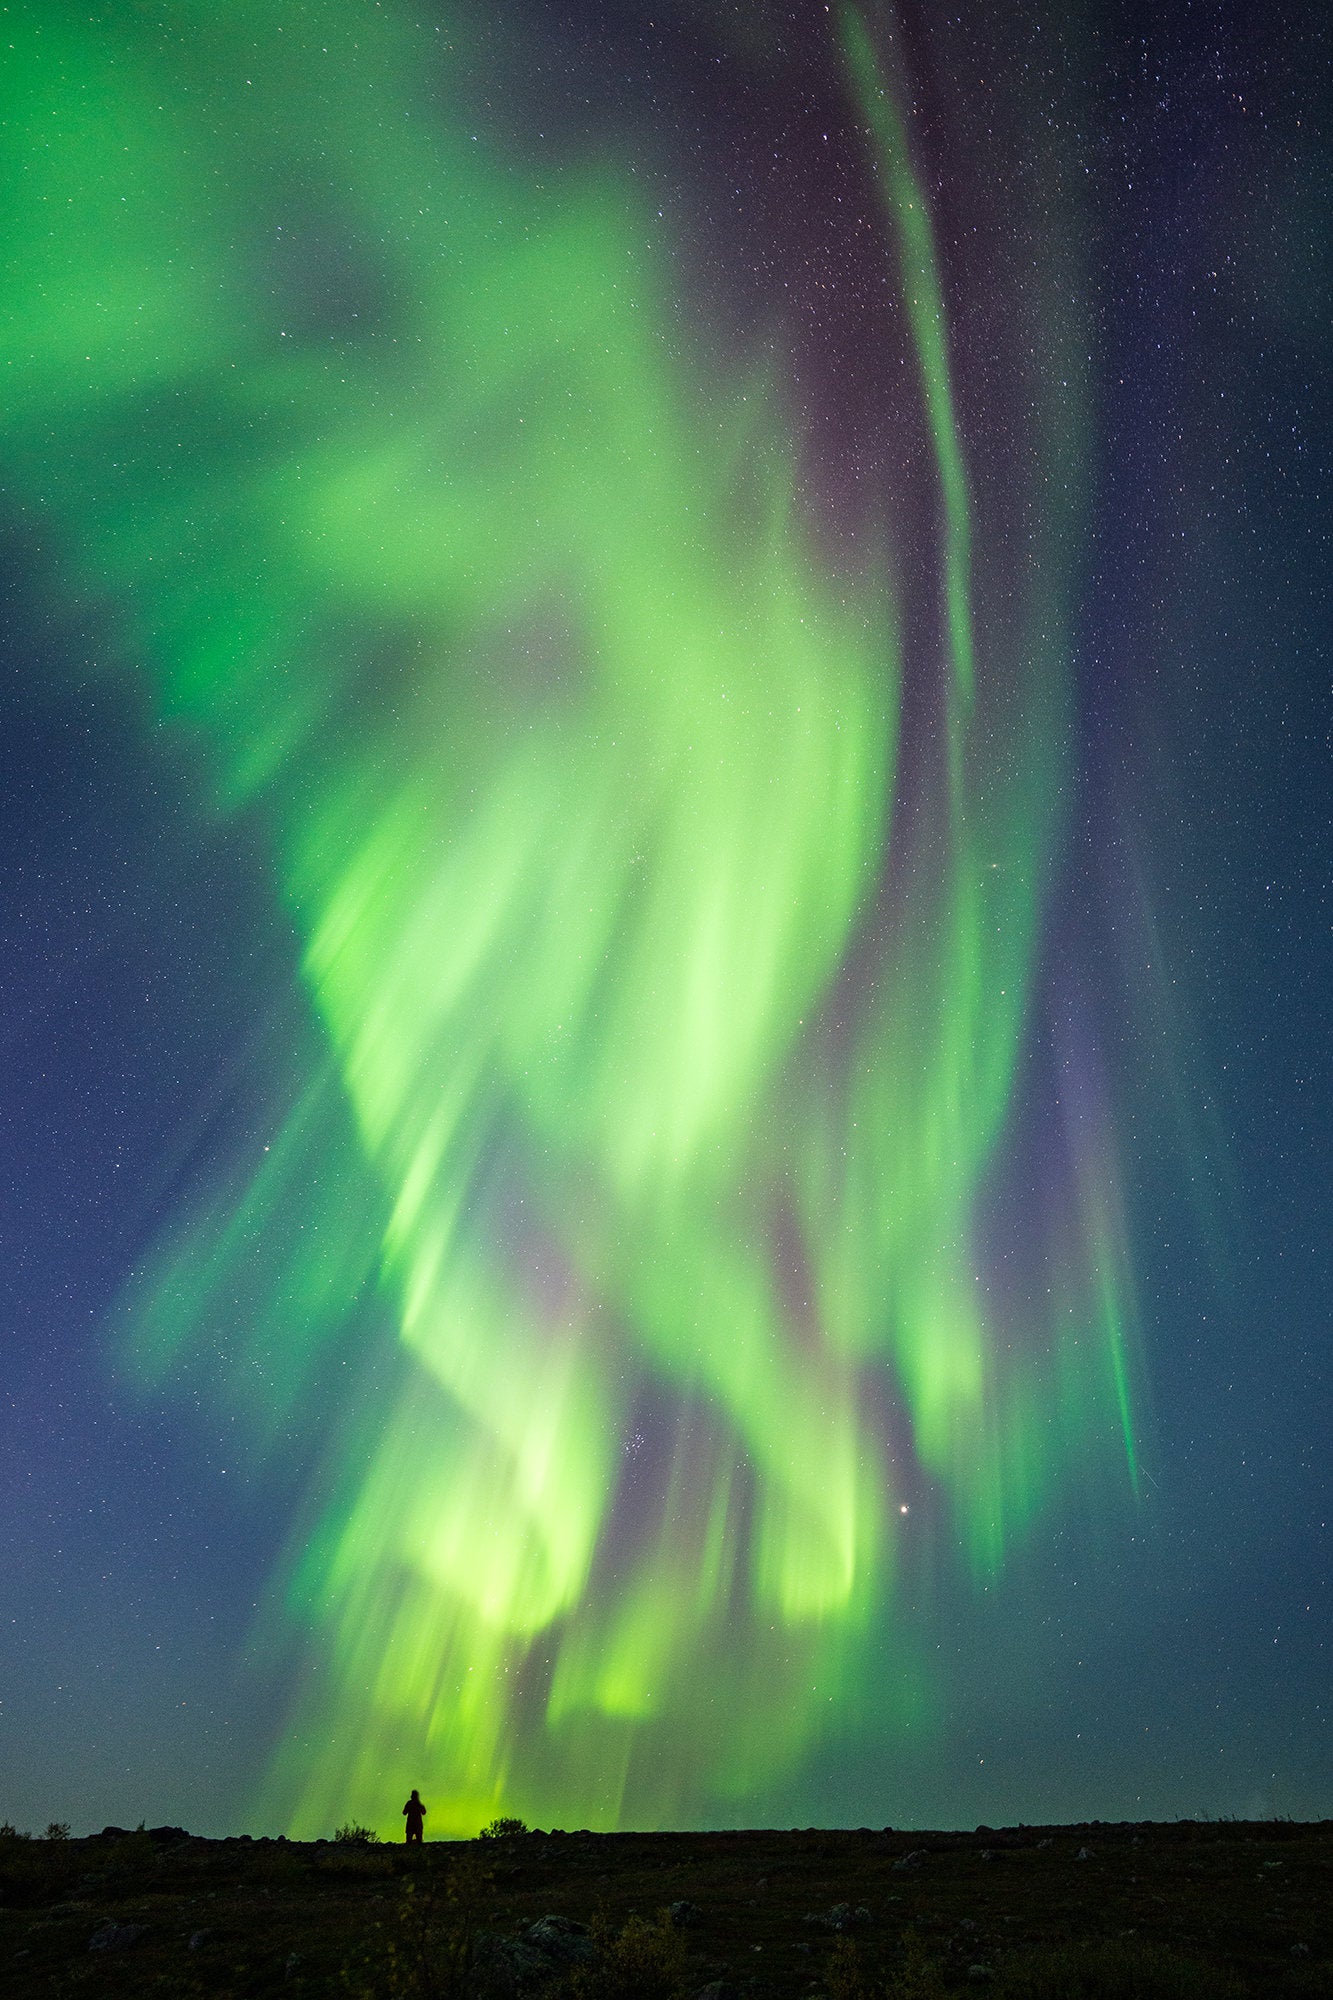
<box><xmin>0</xmin><ymin>1818</ymin><xmax>1329</xmax><ymax>1999</ymax></box>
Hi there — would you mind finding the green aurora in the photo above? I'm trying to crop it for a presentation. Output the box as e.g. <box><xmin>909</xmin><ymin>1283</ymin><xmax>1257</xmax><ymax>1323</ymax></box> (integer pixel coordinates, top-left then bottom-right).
<box><xmin>2</xmin><ymin>0</ymin><xmax>1139</xmax><ymax>1832</ymax></box>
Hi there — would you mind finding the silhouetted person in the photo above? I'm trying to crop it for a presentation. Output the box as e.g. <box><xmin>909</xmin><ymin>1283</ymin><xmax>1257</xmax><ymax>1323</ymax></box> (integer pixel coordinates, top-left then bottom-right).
<box><xmin>402</xmin><ymin>1789</ymin><xmax>426</xmax><ymax>1844</ymax></box>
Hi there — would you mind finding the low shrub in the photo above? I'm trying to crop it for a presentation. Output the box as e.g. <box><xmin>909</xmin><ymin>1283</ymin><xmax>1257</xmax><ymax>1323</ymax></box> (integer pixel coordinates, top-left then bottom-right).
<box><xmin>0</xmin><ymin>1821</ymin><xmax>82</xmax><ymax>1905</ymax></box>
<box><xmin>567</xmin><ymin>1909</ymin><xmax>691</xmax><ymax>2000</ymax></box>
<box><xmin>340</xmin><ymin>1846</ymin><xmax>493</xmax><ymax>1997</ymax></box>
<box><xmin>882</xmin><ymin>1929</ymin><xmax>950</xmax><ymax>2000</ymax></box>
<box><xmin>824</xmin><ymin>1934</ymin><xmax>877</xmax><ymax>2000</ymax></box>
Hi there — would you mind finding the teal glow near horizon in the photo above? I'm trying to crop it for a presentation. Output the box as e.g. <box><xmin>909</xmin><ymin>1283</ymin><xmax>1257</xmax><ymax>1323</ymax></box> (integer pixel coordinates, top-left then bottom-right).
<box><xmin>1</xmin><ymin>0</ymin><xmax>1141</xmax><ymax>1834</ymax></box>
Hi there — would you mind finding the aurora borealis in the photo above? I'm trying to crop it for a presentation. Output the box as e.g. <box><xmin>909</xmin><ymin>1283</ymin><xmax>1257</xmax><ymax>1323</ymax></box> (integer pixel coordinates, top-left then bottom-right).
<box><xmin>2</xmin><ymin>1</ymin><xmax>1329</xmax><ymax>1838</ymax></box>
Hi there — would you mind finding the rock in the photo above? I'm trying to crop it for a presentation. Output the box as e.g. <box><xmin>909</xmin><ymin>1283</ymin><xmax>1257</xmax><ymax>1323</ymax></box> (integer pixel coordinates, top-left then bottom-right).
<box><xmin>893</xmin><ymin>1849</ymin><xmax>926</xmax><ymax>1870</ymax></box>
<box><xmin>693</xmin><ymin>1984</ymin><xmax>740</xmax><ymax>2000</ymax></box>
<box><xmin>473</xmin><ymin>1931</ymin><xmax>565</xmax><ymax>1995</ymax></box>
<box><xmin>967</xmin><ymin>1964</ymin><xmax>994</xmax><ymax>1981</ymax></box>
<box><xmin>669</xmin><ymin>1899</ymin><xmax>704</xmax><ymax>1927</ymax></box>
<box><xmin>88</xmin><ymin>1922</ymin><xmax>147</xmax><ymax>1952</ymax></box>
<box><xmin>1291</xmin><ymin>1943</ymin><xmax>1311</xmax><ymax>1958</ymax></box>
<box><xmin>146</xmin><ymin>1825</ymin><xmax>188</xmax><ymax>1844</ymax></box>
<box><xmin>1076</xmin><ymin>1847</ymin><xmax>1093</xmax><ymax>1861</ymax></box>
<box><xmin>188</xmin><ymin>1930</ymin><xmax>210</xmax><ymax>1950</ymax></box>
<box><xmin>524</xmin><ymin>1914</ymin><xmax>597</xmax><ymax>1965</ymax></box>
<box><xmin>803</xmin><ymin>1902</ymin><xmax>870</xmax><ymax>1932</ymax></box>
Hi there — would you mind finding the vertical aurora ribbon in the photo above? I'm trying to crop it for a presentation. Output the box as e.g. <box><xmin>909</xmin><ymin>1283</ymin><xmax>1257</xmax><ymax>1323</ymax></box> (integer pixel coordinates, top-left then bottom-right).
<box><xmin>1</xmin><ymin>0</ymin><xmax>1139</xmax><ymax>1831</ymax></box>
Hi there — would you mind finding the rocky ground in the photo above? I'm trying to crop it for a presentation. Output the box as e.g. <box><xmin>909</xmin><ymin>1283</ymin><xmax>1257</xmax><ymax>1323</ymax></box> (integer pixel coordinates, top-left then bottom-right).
<box><xmin>0</xmin><ymin>1818</ymin><xmax>1329</xmax><ymax>1998</ymax></box>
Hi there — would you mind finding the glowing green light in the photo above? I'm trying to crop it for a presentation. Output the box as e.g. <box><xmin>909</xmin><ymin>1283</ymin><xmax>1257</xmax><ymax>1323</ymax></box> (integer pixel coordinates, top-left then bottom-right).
<box><xmin>1</xmin><ymin>0</ymin><xmax>1140</xmax><ymax>1835</ymax></box>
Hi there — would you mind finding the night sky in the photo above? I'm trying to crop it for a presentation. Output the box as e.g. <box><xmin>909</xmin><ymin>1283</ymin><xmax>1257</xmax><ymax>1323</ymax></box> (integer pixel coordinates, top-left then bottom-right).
<box><xmin>1</xmin><ymin>0</ymin><xmax>1328</xmax><ymax>1840</ymax></box>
